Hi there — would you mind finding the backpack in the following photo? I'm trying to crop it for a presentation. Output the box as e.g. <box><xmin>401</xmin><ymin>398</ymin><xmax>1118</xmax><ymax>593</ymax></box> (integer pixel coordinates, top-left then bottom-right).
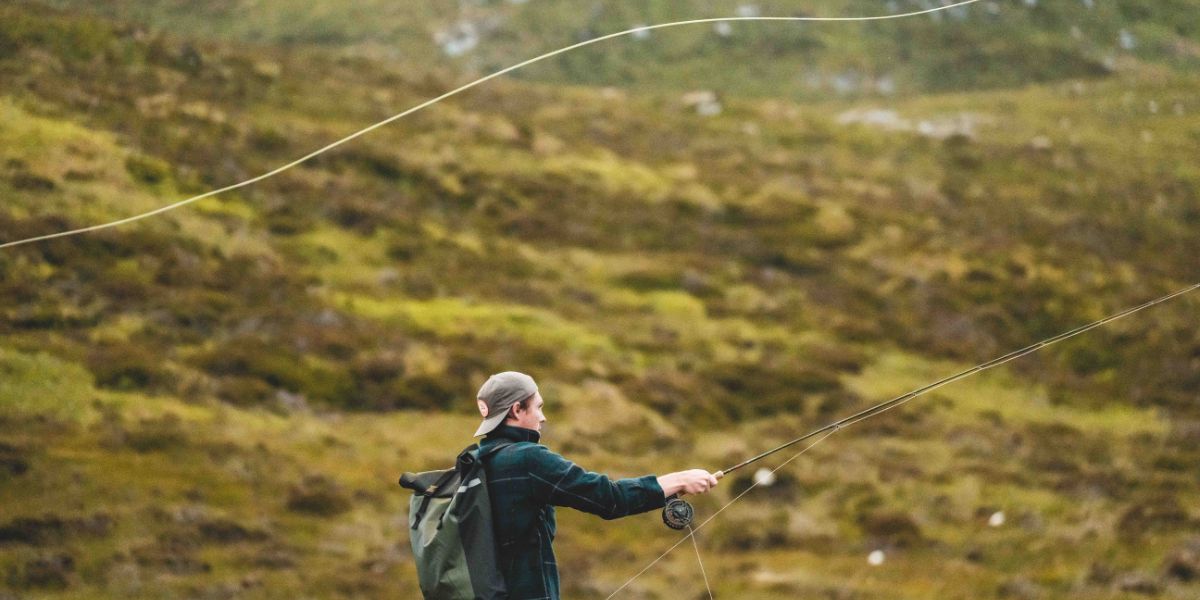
<box><xmin>399</xmin><ymin>440</ymin><xmax>513</xmax><ymax>600</ymax></box>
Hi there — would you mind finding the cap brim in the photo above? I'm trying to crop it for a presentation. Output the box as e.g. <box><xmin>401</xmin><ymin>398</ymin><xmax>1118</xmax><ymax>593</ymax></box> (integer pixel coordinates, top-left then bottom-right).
<box><xmin>473</xmin><ymin>411</ymin><xmax>508</xmax><ymax>437</ymax></box>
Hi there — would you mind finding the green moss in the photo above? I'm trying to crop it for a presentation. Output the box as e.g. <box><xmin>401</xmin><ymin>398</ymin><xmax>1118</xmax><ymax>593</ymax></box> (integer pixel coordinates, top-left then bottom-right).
<box><xmin>123</xmin><ymin>153</ymin><xmax>172</xmax><ymax>185</ymax></box>
<box><xmin>336</xmin><ymin>293</ymin><xmax>618</xmax><ymax>358</ymax></box>
<box><xmin>0</xmin><ymin>347</ymin><xmax>94</xmax><ymax>421</ymax></box>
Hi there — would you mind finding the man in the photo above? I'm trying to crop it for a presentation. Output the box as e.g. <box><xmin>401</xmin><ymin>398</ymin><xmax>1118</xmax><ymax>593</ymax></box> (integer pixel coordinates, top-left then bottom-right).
<box><xmin>475</xmin><ymin>371</ymin><xmax>718</xmax><ymax>600</ymax></box>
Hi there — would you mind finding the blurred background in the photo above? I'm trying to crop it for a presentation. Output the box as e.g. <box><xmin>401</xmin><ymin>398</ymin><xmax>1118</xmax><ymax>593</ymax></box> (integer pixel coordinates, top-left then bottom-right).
<box><xmin>1</xmin><ymin>0</ymin><xmax>1198</xmax><ymax>598</ymax></box>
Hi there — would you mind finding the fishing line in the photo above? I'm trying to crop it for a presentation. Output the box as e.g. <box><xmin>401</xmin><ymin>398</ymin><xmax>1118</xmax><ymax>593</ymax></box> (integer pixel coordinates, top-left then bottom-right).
<box><xmin>0</xmin><ymin>0</ymin><xmax>985</xmax><ymax>250</ymax></box>
<box><xmin>611</xmin><ymin>281</ymin><xmax>1199</xmax><ymax>597</ymax></box>
<box><xmin>605</xmin><ymin>429</ymin><xmax>838</xmax><ymax>599</ymax></box>
<box><xmin>687</xmin><ymin>524</ymin><xmax>715</xmax><ymax>600</ymax></box>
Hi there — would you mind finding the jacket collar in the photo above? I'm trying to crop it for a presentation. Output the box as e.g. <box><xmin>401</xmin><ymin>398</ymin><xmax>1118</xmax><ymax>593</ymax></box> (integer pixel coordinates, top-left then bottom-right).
<box><xmin>485</xmin><ymin>423</ymin><xmax>541</xmax><ymax>444</ymax></box>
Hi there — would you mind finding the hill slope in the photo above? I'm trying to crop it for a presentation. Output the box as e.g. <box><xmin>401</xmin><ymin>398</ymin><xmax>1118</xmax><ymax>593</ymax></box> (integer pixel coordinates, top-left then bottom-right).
<box><xmin>31</xmin><ymin>0</ymin><xmax>1200</xmax><ymax>99</ymax></box>
<box><xmin>1</xmin><ymin>3</ymin><xmax>1199</xmax><ymax>599</ymax></box>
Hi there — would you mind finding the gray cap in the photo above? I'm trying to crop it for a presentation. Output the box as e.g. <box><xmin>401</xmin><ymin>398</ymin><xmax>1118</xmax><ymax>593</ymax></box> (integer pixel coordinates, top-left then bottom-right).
<box><xmin>473</xmin><ymin>371</ymin><xmax>539</xmax><ymax>437</ymax></box>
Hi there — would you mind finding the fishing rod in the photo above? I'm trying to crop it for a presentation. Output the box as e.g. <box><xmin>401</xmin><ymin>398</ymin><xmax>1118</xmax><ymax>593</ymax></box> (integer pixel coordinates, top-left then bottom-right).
<box><xmin>661</xmin><ymin>281</ymin><xmax>1200</xmax><ymax>529</ymax></box>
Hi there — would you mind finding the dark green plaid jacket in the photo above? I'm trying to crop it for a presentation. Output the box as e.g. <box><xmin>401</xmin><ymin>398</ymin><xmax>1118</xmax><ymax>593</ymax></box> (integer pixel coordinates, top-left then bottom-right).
<box><xmin>480</xmin><ymin>425</ymin><xmax>665</xmax><ymax>600</ymax></box>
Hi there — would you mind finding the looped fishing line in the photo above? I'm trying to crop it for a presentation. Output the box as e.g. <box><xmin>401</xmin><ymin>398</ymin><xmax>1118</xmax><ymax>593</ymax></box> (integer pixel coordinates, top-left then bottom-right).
<box><xmin>0</xmin><ymin>0</ymin><xmax>984</xmax><ymax>249</ymax></box>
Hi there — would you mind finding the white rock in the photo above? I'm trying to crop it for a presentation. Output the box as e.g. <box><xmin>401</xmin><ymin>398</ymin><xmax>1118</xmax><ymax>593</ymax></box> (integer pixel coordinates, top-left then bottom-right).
<box><xmin>868</xmin><ymin>550</ymin><xmax>885</xmax><ymax>566</ymax></box>
<box><xmin>736</xmin><ymin>4</ymin><xmax>761</xmax><ymax>18</ymax></box>
<box><xmin>876</xmin><ymin>76</ymin><xmax>896</xmax><ymax>96</ymax></box>
<box><xmin>435</xmin><ymin>21</ymin><xmax>479</xmax><ymax>57</ymax></box>
<box><xmin>714</xmin><ymin>22</ymin><xmax>733</xmax><ymax>37</ymax></box>
<box><xmin>989</xmin><ymin>511</ymin><xmax>1006</xmax><ymax>527</ymax></box>
<box><xmin>681</xmin><ymin>90</ymin><xmax>722</xmax><ymax>117</ymax></box>
<box><xmin>1119</xmin><ymin>29</ymin><xmax>1136</xmax><ymax>50</ymax></box>
<box><xmin>1030</xmin><ymin>135</ymin><xmax>1053</xmax><ymax>150</ymax></box>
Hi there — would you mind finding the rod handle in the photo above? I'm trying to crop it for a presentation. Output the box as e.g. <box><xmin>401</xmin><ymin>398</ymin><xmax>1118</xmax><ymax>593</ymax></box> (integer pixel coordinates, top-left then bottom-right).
<box><xmin>677</xmin><ymin>470</ymin><xmax>724</xmax><ymax>498</ymax></box>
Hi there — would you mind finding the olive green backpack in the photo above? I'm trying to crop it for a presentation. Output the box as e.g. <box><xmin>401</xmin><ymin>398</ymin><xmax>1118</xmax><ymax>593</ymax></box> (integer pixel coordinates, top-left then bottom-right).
<box><xmin>399</xmin><ymin>441</ymin><xmax>513</xmax><ymax>600</ymax></box>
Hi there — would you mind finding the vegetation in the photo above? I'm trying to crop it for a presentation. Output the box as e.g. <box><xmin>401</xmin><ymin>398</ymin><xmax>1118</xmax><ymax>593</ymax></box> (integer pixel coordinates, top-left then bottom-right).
<box><xmin>1</xmin><ymin>1</ymin><xmax>1198</xmax><ymax>598</ymax></box>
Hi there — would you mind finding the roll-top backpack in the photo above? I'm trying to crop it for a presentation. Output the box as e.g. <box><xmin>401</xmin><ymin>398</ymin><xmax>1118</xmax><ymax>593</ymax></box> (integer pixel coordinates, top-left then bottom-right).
<box><xmin>399</xmin><ymin>441</ymin><xmax>513</xmax><ymax>600</ymax></box>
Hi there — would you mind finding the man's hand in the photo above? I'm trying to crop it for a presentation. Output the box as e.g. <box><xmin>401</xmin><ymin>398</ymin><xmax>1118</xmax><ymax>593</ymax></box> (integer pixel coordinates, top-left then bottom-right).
<box><xmin>657</xmin><ymin>469</ymin><xmax>720</xmax><ymax>498</ymax></box>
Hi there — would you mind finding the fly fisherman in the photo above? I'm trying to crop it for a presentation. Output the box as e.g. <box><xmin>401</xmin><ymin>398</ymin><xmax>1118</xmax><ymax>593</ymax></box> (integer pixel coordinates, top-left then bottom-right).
<box><xmin>475</xmin><ymin>371</ymin><xmax>719</xmax><ymax>600</ymax></box>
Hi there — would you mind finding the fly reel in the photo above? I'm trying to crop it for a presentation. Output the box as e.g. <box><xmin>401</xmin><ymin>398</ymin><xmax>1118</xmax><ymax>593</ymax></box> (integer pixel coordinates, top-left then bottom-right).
<box><xmin>661</xmin><ymin>470</ymin><xmax>723</xmax><ymax>530</ymax></box>
<box><xmin>661</xmin><ymin>495</ymin><xmax>694</xmax><ymax>530</ymax></box>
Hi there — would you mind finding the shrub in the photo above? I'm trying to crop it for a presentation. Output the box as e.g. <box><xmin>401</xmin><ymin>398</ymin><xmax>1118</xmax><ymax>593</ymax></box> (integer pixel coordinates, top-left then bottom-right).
<box><xmin>197</xmin><ymin>339</ymin><xmax>356</xmax><ymax>408</ymax></box>
<box><xmin>86</xmin><ymin>342</ymin><xmax>171</xmax><ymax>392</ymax></box>
<box><xmin>0</xmin><ymin>513</ymin><xmax>111</xmax><ymax>545</ymax></box>
<box><xmin>0</xmin><ymin>442</ymin><xmax>30</xmax><ymax>478</ymax></box>
<box><xmin>286</xmin><ymin>475</ymin><xmax>352</xmax><ymax>517</ymax></box>
<box><xmin>7</xmin><ymin>552</ymin><xmax>75</xmax><ymax>590</ymax></box>
<box><xmin>710</xmin><ymin>509</ymin><xmax>794</xmax><ymax>551</ymax></box>
<box><xmin>124</xmin><ymin>413</ymin><xmax>189</xmax><ymax>453</ymax></box>
<box><xmin>1116</xmin><ymin>495</ymin><xmax>1190</xmax><ymax>541</ymax></box>
<box><xmin>709</xmin><ymin>360</ymin><xmax>843</xmax><ymax>419</ymax></box>
<box><xmin>124</xmin><ymin>153</ymin><xmax>171</xmax><ymax>185</ymax></box>
<box><xmin>858</xmin><ymin>510</ymin><xmax>924</xmax><ymax>548</ymax></box>
<box><xmin>9</xmin><ymin>171</ymin><xmax>57</xmax><ymax>191</ymax></box>
<box><xmin>196</xmin><ymin>518</ymin><xmax>269</xmax><ymax>544</ymax></box>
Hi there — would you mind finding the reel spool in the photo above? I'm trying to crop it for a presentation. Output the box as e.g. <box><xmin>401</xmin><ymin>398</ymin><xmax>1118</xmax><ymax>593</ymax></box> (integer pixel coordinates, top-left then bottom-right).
<box><xmin>661</xmin><ymin>495</ymin><xmax>695</xmax><ymax>530</ymax></box>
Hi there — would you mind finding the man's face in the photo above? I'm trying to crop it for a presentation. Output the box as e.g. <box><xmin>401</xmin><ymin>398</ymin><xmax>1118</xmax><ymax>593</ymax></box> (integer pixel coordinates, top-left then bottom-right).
<box><xmin>510</xmin><ymin>392</ymin><xmax>546</xmax><ymax>431</ymax></box>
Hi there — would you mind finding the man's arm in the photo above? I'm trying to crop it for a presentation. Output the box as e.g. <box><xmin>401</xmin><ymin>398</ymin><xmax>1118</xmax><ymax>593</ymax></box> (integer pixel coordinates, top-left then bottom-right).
<box><xmin>525</xmin><ymin>446</ymin><xmax>717</xmax><ymax>520</ymax></box>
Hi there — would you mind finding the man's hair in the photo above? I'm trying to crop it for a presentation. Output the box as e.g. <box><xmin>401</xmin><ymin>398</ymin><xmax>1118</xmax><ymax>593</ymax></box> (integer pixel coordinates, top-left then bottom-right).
<box><xmin>507</xmin><ymin>394</ymin><xmax>534</xmax><ymax>418</ymax></box>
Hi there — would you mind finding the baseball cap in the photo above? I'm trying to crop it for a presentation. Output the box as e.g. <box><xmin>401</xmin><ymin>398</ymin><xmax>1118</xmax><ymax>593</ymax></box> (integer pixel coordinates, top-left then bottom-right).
<box><xmin>473</xmin><ymin>371</ymin><xmax>539</xmax><ymax>437</ymax></box>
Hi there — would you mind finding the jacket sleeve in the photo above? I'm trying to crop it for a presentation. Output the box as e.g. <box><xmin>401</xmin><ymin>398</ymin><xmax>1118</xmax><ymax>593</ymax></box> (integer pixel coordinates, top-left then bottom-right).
<box><xmin>523</xmin><ymin>444</ymin><xmax>666</xmax><ymax>520</ymax></box>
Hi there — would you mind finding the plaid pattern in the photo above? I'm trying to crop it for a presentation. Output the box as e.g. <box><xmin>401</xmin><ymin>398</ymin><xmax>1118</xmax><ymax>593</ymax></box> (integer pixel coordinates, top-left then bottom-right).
<box><xmin>481</xmin><ymin>425</ymin><xmax>665</xmax><ymax>600</ymax></box>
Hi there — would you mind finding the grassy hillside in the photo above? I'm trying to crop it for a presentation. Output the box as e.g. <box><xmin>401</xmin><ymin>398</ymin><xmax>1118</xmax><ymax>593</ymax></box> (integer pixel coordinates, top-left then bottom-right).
<box><xmin>1</xmin><ymin>2</ymin><xmax>1199</xmax><ymax>598</ymax></box>
<box><xmin>31</xmin><ymin>0</ymin><xmax>1200</xmax><ymax>99</ymax></box>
